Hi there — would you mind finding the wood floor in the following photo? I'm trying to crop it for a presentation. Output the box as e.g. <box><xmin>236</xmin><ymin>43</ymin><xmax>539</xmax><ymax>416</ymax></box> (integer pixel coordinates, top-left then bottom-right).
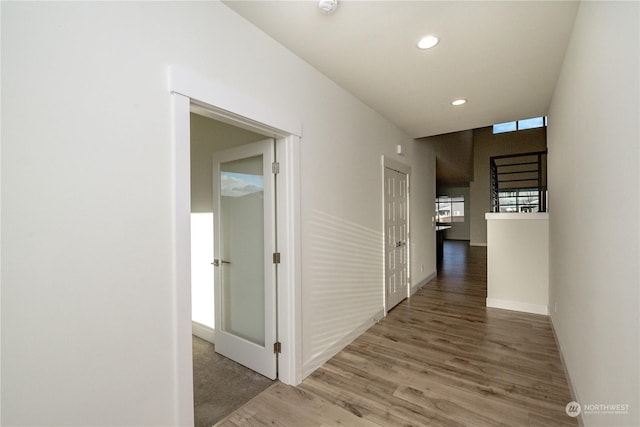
<box><xmin>216</xmin><ymin>241</ymin><xmax>576</xmax><ymax>426</ymax></box>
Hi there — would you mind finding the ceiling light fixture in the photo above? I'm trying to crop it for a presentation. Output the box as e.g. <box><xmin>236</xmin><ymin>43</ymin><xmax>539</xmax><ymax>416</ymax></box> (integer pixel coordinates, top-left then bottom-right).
<box><xmin>318</xmin><ymin>0</ymin><xmax>338</xmax><ymax>14</ymax></box>
<box><xmin>417</xmin><ymin>35</ymin><xmax>439</xmax><ymax>50</ymax></box>
<box><xmin>451</xmin><ymin>99</ymin><xmax>467</xmax><ymax>106</ymax></box>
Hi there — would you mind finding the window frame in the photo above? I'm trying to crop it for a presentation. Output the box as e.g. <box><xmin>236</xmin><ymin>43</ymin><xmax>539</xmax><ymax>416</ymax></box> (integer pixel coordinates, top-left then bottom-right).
<box><xmin>492</xmin><ymin>116</ymin><xmax>546</xmax><ymax>134</ymax></box>
<box><xmin>435</xmin><ymin>195</ymin><xmax>465</xmax><ymax>223</ymax></box>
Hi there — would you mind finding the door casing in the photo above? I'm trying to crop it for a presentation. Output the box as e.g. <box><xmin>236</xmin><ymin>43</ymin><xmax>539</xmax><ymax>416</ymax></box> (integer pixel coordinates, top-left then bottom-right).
<box><xmin>169</xmin><ymin>66</ymin><xmax>302</xmax><ymax>425</ymax></box>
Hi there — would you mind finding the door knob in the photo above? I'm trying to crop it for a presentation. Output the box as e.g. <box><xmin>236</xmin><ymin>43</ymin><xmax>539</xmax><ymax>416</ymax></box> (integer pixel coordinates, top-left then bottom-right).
<box><xmin>212</xmin><ymin>259</ymin><xmax>231</xmax><ymax>267</ymax></box>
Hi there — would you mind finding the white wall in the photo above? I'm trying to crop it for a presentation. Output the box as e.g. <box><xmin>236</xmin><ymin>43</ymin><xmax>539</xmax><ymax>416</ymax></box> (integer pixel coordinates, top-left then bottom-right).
<box><xmin>486</xmin><ymin>213</ymin><xmax>548</xmax><ymax>315</ymax></box>
<box><xmin>412</xmin><ymin>142</ymin><xmax>437</xmax><ymax>283</ymax></box>
<box><xmin>1</xmin><ymin>2</ymin><xmax>435</xmax><ymax>425</ymax></box>
<box><xmin>547</xmin><ymin>2</ymin><xmax>639</xmax><ymax>426</ymax></box>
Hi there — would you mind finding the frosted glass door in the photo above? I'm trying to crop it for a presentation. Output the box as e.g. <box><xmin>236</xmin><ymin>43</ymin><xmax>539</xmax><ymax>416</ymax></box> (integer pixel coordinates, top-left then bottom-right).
<box><xmin>213</xmin><ymin>139</ymin><xmax>277</xmax><ymax>379</ymax></box>
<box><xmin>220</xmin><ymin>155</ymin><xmax>265</xmax><ymax>346</ymax></box>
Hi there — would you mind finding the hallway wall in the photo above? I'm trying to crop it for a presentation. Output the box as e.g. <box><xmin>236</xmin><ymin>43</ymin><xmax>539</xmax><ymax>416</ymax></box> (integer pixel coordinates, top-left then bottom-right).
<box><xmin>1</xmin><ymin>2</ymin><xmax>436</xmax><ymax>425</ymax></box>
<box><xmin>547</xmin><ymin>2</ymin><xmax>639</xmax><ymax>425</ymax></box>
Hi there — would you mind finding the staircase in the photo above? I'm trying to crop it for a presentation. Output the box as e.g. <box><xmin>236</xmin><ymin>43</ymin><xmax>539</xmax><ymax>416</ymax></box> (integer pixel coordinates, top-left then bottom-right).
<box><xmin>490</xmin><ymin>150</ymin><xmax>547</xmax><ymax>213</ymax></box>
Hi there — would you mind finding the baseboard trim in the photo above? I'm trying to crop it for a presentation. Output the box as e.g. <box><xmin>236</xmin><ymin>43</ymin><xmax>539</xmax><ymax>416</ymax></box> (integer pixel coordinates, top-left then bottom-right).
<box><xmin>411</xmin><ymin>270</ymin><xmax>436</xmax><ymax>295</ymax></box>
<box><xmin>470</xmin><ymin>241</ymin><xmax>487</xmax><ymax>247</ymax></box>
<box><xmin>192</xmin><ymin>321</ymin><xmax>215</xmax><ymax>344</ymax></box>
<box><xmin>549</xmin><ymin>315</ymin><xmax>584</xmax><ymax>427</ymax></box>
<box><xmin>486</xmin><ymin>298</ymin><xmax>548</xmax><ymax>315</ymax></box>
<box><xmin>301</xmin><ymin>309</ymin><xmax>385</xmax><ymax>379</ymax></box>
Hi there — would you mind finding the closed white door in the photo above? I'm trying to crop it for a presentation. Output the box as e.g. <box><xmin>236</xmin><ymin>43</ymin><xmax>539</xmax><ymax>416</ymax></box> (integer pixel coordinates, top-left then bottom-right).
<box><xmin>212</xmin><ymin>139</ymin><xmax>277</xmax><ymax>379</ymax></box>
<box><xmin>384</xmin><ymin>167</ymin><xmax>409</xmax><ymax>311</ymax></box>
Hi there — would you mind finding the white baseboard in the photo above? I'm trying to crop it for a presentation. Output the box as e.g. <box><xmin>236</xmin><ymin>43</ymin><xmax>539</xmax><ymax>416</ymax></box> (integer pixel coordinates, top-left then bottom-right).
<box><xmin>301</xmin><ymin>309</ymin><xmax>385</xmax><ymax>379</ymax></box>
<box><xmin>411</xmin><ymin>270</ymin><xmax>436</xmax><ymax>295</ymax></box>
<box><xmin>549</xmin><ymin>315</ymin><xmax>584</xmax><ymax>426</ymax></box>
<box><xmin>486</xmin><ymin>298</ymin><xmax>548</xmax><ymax>315</ymax></box>
<box><xmin>192</xmin><ymin>321</ymin><xmax>215</xmax><ymax>344</ymax></box>
<box><xmin>470</xmin><ymin>241</ymin><xmax>487</xmax><ymax>247</ymax></box>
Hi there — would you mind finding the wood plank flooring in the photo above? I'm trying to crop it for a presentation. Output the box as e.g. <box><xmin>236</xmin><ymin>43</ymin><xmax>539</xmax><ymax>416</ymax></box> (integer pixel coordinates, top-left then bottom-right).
<box><xmin>216</xmin><ymin>241</ymin><xmax>576</xmax><ymax>426</ymax></box>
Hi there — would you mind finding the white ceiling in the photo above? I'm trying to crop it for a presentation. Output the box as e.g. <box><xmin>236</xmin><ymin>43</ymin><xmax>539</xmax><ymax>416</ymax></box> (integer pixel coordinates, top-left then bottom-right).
<box><xmin>224</xmin><ymin>0</ymin><xmax>579</xmax><ymax>138</ymax></box>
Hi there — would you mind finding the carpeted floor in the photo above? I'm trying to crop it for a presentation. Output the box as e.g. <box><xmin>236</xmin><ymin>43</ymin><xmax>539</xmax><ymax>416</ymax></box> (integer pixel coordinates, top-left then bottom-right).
<box><xmin>192</xmin><ymin>335</ymin><xmax>273</xmax><ymax>427</ymax></box>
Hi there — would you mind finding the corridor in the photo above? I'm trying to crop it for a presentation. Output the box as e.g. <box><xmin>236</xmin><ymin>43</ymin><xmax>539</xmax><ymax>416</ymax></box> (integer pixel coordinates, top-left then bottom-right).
<box><xmin>217</xmin><ymin>241</ymin><xmax>576</xmax><ymax>426</ymax></box>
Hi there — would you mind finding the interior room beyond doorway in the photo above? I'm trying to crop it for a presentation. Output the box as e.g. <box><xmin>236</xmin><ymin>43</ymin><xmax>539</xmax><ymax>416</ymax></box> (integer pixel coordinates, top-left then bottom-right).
<box><xmin>190</xmin><ymin>112</ymin><xmax>267</xmax><ymax>340</ymax></box>
<box><xmin>189</xmin><ymin>112</ymin><xmax>273</xmax><ymax>426</ymax></box>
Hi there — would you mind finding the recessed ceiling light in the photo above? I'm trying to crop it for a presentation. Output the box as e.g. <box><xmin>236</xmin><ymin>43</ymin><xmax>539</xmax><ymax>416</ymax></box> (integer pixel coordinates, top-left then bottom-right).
<box><xmin>417</xmin><ymin>35</ymin><xmax>439</xmax><ymax>50</ymax></box>
<box><xmin>451</xmin><ymin>99</ymin><xmax>467</xmax><ymax>106</ymax></box>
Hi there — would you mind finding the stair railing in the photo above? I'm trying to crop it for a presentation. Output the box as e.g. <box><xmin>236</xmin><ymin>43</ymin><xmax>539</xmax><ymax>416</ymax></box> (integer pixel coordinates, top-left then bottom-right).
<box><xmin>490</xmin><ymin>150</ymin><xmax>547</xmax><ymax>213</ymax></box>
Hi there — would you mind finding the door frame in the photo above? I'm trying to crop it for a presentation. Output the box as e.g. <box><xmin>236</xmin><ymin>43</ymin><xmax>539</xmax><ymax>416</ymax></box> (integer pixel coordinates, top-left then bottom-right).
<box><xmin>381</xmin><ymin>156</ymin><xmax>411</xmax><ymax>315</ymax></box>
<box><xmin>169</xmin><ymin>66</ymin><xmax>302</xmax><ymax>425</ymax></box>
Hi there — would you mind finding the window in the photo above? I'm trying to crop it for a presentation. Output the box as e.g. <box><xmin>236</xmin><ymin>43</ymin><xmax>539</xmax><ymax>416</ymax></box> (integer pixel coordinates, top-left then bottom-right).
<box><xmin>435</xmin><ymin>196</ymin><xmax>464</xmax><ymax>223</ymax></box>
<box><xmin>493</xmin><ymin>121</ymin><xmax>517</xmax><ymax>133</ymax></box>
<box><xmin>493</xmin><ymin>116</ymin><xmax>546</xmax><ymax>134</ymax></box>
<box><xmin>497</xmin><ymin>188</ymin><xmax>540</xmax><ymax>213</ymax></box>
<box><xmin>518</xmin><ymin>117</ymin><xmax>544</xmax><ymax>130</ymax></box>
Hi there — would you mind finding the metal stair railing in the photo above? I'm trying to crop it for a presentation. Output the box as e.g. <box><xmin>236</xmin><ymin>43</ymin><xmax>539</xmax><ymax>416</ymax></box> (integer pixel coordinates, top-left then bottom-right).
<box><xmin>490</xmin><ymin>150</ymin><xmax>547</xmax><ymax>213</ymax></box>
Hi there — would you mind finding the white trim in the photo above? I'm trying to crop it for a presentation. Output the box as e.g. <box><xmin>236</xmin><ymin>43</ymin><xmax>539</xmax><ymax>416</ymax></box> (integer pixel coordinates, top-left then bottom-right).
<box><xmin>382</xmin><ymin>155</ymin><xmax>411</xmax><ymax>174</ymax></box>
<box><xmin>485</xmin><ymin>212</ymin><xmax>549</xmax><ymax>220</ymax></box>
<box><xmin>170</xmin><ymin>92</ymin><xmax>195</xmax><ymax>427</ymax></box>
<box><xmin>411</xmin><ymin>270</ymin><xmax>436</xmax><ymax>295</ymax></box>
<box><xmin>486</xmin><ymin>298</ymin><xmax>549</xmax><ymax>315</ymax></box>
<box><xmin>171</xmin><ymin>94</ymin><xmax>194</xmax><ymax>425</ymax></box>
<box><xmin>192</xmin><ymin>322</ymin><xmax>215</xmax><ymax>344</ymax></box>
<box><xmin>275</xmin><ymin>135</ymin><xmax>303</xmax><ymax>385</ymax></box>
<box><xmin>169</xmin><ymin>66</ymin><xmax>302</xmax><ymax>138</ymax></box>
<box><xmin>301</xmin><ymin>309</ymin><xmax>385</xmax><ymax>379</ymax></box>
<box><xmin>169</xmin><ymin>66</ymin><xmax>303</xmax><ymax>425</ymax></box>
<box><xmin>470</xmin><ymin>242</ymin><xmax>488</xmax><ymax>247</ymax></box>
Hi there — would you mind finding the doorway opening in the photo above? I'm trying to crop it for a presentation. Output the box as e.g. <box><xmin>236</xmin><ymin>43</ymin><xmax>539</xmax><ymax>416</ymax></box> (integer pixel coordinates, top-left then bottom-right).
<box><xmin>190</xmin><ymin>114</ymin><xmax>274</xmax><ymax>426</ymax></box>
<box><xmin>170</xmin><ymin>66</ymin><xmax>303</xmax><ymax>426</ymax></box>
<box><xmin>190</xmin><ymin>114</ymin><xmax>267</xmax><ymax>342</ymax></box>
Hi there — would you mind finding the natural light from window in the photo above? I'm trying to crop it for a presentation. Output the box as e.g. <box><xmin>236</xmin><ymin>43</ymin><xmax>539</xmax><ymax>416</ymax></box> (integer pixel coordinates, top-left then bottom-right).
<box><xmin>436</xmin><ymin>196</ymin><xmax>465</xmax><ymax>223</ymax></box>
<box><xmin>493</xmin><ymin>121</ymin><xmax>517</xmax><ymax>133</ymax></box>
<box><xmin>493</xmin><ymin>116</ymin><xmax>546</xmax><ymax>134</ymax></box>
<box><xmin>191</xmin><ymin>212</ymin><xmax>215</xmax><ymax>329</ymax></box>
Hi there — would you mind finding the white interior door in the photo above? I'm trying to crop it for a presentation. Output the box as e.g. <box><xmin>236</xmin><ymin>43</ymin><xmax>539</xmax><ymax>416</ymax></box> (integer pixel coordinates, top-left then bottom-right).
<box><xmin>213</xmin><ymin>139</ymin><xmax>277</xmax><ymax>379</ymax></box>
<box><xmin>385</xmin><ymin>167</ymin><xmax>409</xmax><ymax>311</ymax></box>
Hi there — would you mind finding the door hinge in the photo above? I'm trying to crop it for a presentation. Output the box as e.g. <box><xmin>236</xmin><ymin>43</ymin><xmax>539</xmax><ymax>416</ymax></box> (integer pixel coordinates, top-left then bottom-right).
<box><xmin>272</xmin><ymin>162</ymin><xmax>280</xmax><ymax>174</ymax></box>
<box><xmin>273</xmin><ymin>252</ymin><xmax>281</xmax><ymax>264</ymax></box>
<box><xmin>273</xmin><ymin>341</ymin><xmax>282</xmax><ymax>354</ymax></box>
